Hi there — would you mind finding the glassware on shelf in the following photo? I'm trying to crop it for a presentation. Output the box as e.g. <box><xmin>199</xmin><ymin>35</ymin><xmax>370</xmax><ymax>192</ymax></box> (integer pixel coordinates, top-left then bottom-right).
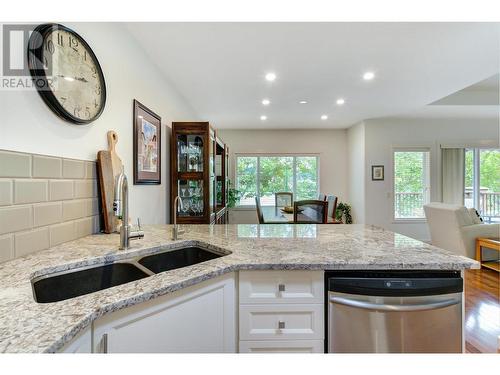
<box><xmin>177</xmin><ymin>135</ymin><xmax>204</xmax><ymax>173</ymax></box>
<box><xmin>178</xmin><ymin>180</ymin><xmax>204</xmax><ymax>217</ymax></box>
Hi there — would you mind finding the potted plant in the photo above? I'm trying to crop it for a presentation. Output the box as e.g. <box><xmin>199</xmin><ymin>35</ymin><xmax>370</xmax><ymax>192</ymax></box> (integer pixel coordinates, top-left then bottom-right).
<box><xmin>335</xmin><ymin>202</ymin><xmax>353</xmax><ymax>224</ymax></box>
<box><xmin>226</xmin><ymin>180</ymin><xmax>240</xmax><ymax>208</ymax></box>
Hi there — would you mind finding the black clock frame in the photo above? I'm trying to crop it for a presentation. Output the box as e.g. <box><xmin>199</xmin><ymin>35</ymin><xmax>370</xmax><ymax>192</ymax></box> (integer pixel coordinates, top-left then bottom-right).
<box><xmin>27</xmin><ymin>23</ymin><xmax>106</xmax><ymax>125</ymax></box>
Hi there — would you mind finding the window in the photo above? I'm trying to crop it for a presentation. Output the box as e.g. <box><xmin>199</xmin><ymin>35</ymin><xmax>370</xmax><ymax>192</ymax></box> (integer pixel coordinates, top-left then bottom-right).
<box><xmin>393</xmin><ymin>150</ymin><xmax>430</xmax><ymax>219</ymax></box>
<box><xmin>465</xmin><ymin>148</ymin><xmax>500</xmax><ymax>223</ymax></box>
<box><xmin>236</xmin><ymin>155</ymin><xmax>319</xmax><ymax>206</ymax></box>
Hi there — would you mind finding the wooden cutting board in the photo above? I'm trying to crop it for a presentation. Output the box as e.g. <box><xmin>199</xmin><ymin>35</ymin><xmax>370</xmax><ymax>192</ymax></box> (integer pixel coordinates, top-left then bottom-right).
<box><xmin>97</xmin><ymin>130</ymin><xmax>123</xmax><ymax>233</ymax></box>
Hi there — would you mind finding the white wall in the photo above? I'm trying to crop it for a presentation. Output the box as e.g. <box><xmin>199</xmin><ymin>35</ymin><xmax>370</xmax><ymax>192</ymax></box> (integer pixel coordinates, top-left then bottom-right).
<box><xmin>347</xmin><ymin>122</ymin><xmax>366</xmax><ymax>224</ymax></box>
<box><xmin>361</xmin><ymin>117</ymin><xmax>499</xmax><ymax>240</ymax></box>
<box><xmin>0</xmin><ymin>23</ymin><xmax>199</xmax><ymax>225</ymax></box>
<box><xmin>218</xmin><ymin>129</ymin><xmax>348</xmax><ymax>224</ymax></box>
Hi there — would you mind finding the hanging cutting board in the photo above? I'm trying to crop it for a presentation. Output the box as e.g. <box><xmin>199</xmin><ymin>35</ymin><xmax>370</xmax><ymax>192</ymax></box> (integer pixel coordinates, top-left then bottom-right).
<box><xmin>107</xmin><ymin>130</ymin><xmax>123</xmax><ymax>180</ymax></box>
<box><xmin>97</xmin><ymin>130</ymin><xmax>123</xmax><ymax>233</ymax></box>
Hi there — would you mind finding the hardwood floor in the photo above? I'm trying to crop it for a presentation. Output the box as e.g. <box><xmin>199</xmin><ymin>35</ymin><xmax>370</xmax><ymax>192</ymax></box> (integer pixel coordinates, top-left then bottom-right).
<box><xmin>464</xmin><ymin>268</ymin><xmax>500</xmax><ymax>353</ymax></box>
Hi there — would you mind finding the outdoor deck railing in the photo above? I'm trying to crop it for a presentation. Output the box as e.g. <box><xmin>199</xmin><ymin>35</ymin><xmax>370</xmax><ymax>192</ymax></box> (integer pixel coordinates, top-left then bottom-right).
<box><xmin>396</xmin><ymin>191</ymin><xmax>500</xmax><ymax>220</ymax></box>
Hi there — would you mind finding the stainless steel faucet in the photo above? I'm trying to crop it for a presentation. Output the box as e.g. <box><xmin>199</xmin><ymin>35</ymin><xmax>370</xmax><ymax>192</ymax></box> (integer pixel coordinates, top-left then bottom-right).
<box><xmin>172</xmin><ymin>195</ymin><xmax>184</xmax><ymax>240</ymax></box>
<box><xmin>113</xmin><ymin>171</ymin><xmax>144</xmax><ymax>249</ymax></box>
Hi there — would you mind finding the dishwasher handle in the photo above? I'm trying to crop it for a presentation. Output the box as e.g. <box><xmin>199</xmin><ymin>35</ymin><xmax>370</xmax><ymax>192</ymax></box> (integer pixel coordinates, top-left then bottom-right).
<box><xmin>329</xmin><ymin>296</ymin><xmax>461</xmax><ymax>312</ymax></box>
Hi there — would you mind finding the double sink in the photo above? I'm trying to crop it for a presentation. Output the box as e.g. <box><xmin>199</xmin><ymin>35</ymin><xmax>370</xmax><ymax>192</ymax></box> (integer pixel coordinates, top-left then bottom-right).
<box><xmin>32</xmin><ymin>246</ymin><xmax>226</xmax><ymax>303</ymax></box>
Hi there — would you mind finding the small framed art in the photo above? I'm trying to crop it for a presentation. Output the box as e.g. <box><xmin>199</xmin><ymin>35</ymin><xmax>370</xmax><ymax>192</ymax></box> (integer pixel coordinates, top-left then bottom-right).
<box><xmin>133</xmin><ymin>100</ymin><xmax>161</xmax><ymax>184</ymax></box>
<box><xmin>371</xmin><ymin>165</ymin><xmax>384</xmax><ymax>181</ymax></box>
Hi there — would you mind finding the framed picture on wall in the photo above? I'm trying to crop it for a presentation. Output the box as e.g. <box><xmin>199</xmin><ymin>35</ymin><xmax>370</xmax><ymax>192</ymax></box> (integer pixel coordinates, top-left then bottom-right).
<box><xmin>133</xmin><ymin>99</ymin><xmax>161</xmax><ymax>184</ymax></box>
<box><xmin>371</xmin><ymin>165</ymin><xmax>384</xmax><ymax>181</ymax></box>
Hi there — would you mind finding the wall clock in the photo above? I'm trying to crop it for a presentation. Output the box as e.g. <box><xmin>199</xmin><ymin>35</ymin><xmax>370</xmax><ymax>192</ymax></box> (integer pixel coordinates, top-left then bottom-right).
<box><xmin>27</xmin><ymin>23</ymin><xmax>106</xmax><ymax>124</ymax></box>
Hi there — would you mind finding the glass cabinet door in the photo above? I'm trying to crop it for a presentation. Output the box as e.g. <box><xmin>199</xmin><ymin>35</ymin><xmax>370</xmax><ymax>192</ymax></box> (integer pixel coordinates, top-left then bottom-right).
<box><xmin>225</xmin><ymin>147</ymin><xmax>229</xmax><ymax>205</ymax></box>
<box><xmin>209</xmin><ymin>130</ymin><xmax>215</xmax><ymax>216</ymax></box>
<box><xmin>177</xmin><ymin>134</ymin><xmax>204</xmax><ymax>173</ymax></box>
<box><xmin>177</xmin><ymin>180</ymin><xmax>204</xmax><ymax>217</ymax></box>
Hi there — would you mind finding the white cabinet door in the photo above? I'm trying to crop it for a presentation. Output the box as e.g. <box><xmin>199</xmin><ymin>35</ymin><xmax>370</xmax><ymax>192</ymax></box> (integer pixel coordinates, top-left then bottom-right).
<box><xmin>239</xmin><ymin>304</ymin><xmax>324</xmax><ymax>341</ymax></box>
<box><xmin>59</xmin><ymin>326</ymin><xmax>92</xmax><ymax>353</ymax></box>
<box><xmin>239</xmin><ymin>340</ymin><xmax>324</xmax><ymax>353</ymax></box>
<box><xmin>93</xmin><ymin>273</ymin><xmax>236</xmax><ymax>353</ymax></box>
<box><xmin>239</xmin><ymin>270</ymin><xmax>323</xmax><ymax>304</ymax></box>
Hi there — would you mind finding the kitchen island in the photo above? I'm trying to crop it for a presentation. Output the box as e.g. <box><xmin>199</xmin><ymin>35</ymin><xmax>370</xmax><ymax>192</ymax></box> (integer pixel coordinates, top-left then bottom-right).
<box><xmin>0</xmin><ymin>224</ymin><xmax>478</xmax><ymax>353</ymax></box>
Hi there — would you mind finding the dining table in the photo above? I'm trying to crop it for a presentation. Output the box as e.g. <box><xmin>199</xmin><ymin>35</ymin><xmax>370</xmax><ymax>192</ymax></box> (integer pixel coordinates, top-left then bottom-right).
<box><xmin>261</xmin><ymin>206</ymin><xmax>339</xmax><ymax>224</ymax></box>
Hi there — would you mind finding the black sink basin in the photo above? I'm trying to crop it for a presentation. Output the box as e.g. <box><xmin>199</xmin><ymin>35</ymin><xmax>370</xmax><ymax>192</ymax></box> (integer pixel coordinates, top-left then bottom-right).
<box><xmin>138</xmin><ymin>247</ymin><xmax>223</xmax><ymax>274</ymax></box>
<box><xmin>33</xmin><ymin>263</ymin><xmax>149</xmax><ymax>303</ymax></box>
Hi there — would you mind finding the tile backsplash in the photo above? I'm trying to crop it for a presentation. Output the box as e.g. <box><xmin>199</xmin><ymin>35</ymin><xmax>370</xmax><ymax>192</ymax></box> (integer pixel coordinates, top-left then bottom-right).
<box><xmin>0</xmin><ymin>150</ymin><xmax>101</xmax><ymax>263</ymax></box>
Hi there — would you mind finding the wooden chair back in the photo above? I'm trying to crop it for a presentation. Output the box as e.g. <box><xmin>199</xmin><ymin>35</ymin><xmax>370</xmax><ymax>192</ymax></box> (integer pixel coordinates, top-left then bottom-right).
<box><xmin>255</xmin><ymin>196</ymin><xmax>265</xmax><ymax>224</ymax></box>
<box><xmin>293</xmin><ymin>200</ymin><xmax>328</xmax><ymax>223</ymax></box>
<box><xmin>325</xmin><ymin>194</ymin><xmax>338</xmax><ymax>219</ymax></box>
<box><xmin>275</xmin><ymin>192</ymin><xmax>293</xmax><ymax>207</ymax></box>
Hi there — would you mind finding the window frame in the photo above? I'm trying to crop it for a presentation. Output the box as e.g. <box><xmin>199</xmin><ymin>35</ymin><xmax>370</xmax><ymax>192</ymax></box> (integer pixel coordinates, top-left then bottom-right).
<box><xmin>234</xmin><ymin>153</ymin><xmax>320</xmax><ymax>207</ymax></box>
<box><xmin>392</xmin><ymin>147</ymin><xmax>431</xmax><ymax>222</ymax></box>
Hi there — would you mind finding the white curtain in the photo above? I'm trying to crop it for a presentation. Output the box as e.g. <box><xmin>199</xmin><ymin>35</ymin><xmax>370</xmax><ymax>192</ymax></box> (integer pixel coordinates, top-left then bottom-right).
<box><xmin>441</xmin><ymin>148</ymin><xmax>465</xmax><ymax>205</ymax></box>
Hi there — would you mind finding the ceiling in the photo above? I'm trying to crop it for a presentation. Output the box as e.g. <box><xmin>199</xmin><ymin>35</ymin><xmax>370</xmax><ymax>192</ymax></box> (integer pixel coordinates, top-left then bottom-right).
<box><xmin>125</xmin><ymin>23</ymin><xmax>500</xmax><ymax>129</ymax></box>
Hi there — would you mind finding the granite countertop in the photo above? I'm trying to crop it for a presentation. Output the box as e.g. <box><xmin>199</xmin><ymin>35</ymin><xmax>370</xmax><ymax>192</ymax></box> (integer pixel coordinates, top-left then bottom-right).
<box><xmin>0</xmin><ymin>224</ymin><xmax>478</xmax><ymax>353</ymax></box>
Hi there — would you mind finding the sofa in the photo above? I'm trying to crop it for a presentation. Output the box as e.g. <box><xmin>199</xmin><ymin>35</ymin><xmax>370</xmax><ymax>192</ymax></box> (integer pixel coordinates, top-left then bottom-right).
<box><xmin>424</xmin><ymin>202</ymin><xmax>500</xmax><ymax>259</ymax></box>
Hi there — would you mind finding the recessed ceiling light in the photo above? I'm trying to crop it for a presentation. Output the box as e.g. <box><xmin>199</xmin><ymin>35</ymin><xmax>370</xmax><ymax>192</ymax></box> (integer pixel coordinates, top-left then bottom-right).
<box><xmin>299</xmin><ymin>100</ymin><xmax>308</xmax><ymax>104</ymax></box>
<box><xmin>363</xmin><ymin>71</ymin><xmax>375</xmax><ymax>80</ymax></box>
<box><xmin>336</xmin><ymin>98</ymin><xmax>345</xmax><ymax>105</ymax></box>
<box><xmin>265</xmin><ymin>72</ymin><xmax>276</xmax><ymax>82</ymax></box>
<box><xmin>260</xmin><ymin>115</ymin><xmax>267</xmax><ymax>121</ymax></box>
<box><xmin>321</xmin><ymin>115</ymin><xmax>328</xmax><ymax>120</ymax></box>
<box><xmin>262</xmin><ymin>99</ymin><xmax>270</xmax><ymax>106</ymax></box>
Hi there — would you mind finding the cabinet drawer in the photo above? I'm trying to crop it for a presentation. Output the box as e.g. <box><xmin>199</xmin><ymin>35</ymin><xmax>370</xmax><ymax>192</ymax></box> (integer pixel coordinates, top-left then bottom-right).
<box><xmin>239</xmin><ymin>270</ymin><xmax>323</xmax><ymax>304</ymax></box>
<box><xmin>239</xmin><ymin>340</ymin><xmax>324</xmax><ymax>353</ymax></box>
<box><xmin>239</xmin><ymin>304</ymin><xmax>324</xmax><ymax>341</ymax></box>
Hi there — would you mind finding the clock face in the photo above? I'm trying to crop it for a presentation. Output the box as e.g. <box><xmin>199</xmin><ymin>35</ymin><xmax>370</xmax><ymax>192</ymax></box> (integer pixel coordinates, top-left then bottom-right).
<box><xmin>28</xmin><ymin>24</ymin><xmax>106</xmax><ymax>124</ymax></box>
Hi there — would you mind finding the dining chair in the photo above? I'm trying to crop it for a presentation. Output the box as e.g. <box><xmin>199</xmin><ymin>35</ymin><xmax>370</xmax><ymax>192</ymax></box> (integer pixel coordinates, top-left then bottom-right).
<box><xmin>255</xmin><ymin>196</ymin><xmax>265</xmax><ymax>224</ymax></box>
<box><xmin>275</xmin><ymin>192</ymin><xmax>293</xmax><ymax>207</ymax></box>
<box><xmin>318</xmin><ymin>193</ymin><xmax>326</xmax><ymax>201</ymax></box>
<box><xmin>293</xmin><ymin>200</ymin><xmax>328</xmax><ymax>223</ymax></box>
<box><xmin>325</xmin><ymin>194</ymin><xmax>338</xmax><ymax>220</ymax></box>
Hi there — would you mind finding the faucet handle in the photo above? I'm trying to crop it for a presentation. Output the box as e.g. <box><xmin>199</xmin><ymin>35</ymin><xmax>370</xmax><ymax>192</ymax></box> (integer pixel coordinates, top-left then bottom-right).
<box><xmin>137</xmin><ymin>217</ymin><xmax>141</xmax><ymax>230</ymax></box>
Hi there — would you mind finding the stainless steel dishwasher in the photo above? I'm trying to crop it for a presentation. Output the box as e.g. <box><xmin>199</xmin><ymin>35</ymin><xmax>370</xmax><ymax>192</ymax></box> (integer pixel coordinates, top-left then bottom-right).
<box><xmin>326</xmin><ymin>270</ymin><xmax>463</xmax><ymax>353</ymax></box>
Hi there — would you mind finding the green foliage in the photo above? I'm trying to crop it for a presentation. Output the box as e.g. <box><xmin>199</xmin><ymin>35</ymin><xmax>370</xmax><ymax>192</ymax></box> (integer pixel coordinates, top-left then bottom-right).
<box><xmin>465</xmin><ymin>150</ymin><xmax>473</xmax><ymax>188</ymax></box>
<box><xmin>335</xmin><ymin>202</ymin><xmax>353</xmax><ymax>224</ymax></box>
<box><xmin>464</xmin><ymin>149</ymin><xmax>499</xmax><ymax>191</ymax></box>
<box><xmin>480</xmin><ymin>150</ymin><xmax>500</xmax><ymax>192</ymax></box>
<box><xmin>227</xmin><ymin>181</ymin><xmax>240</xmax><ymax>208</ymax></box>
<box><xmin>394</xmin><ymin>152</ymin><xmax>425</xmax><ymax>193</ymax></box>
<box><xmin>236</xmin><ymin>156</ymin><xmax>318</xmax><ymax>203</ymax></box>
<box><xmin>295</xmin><ymin>157</ymin><xmax>318</xmax><ymax>200</ymax></box>
<box><xmin>259</xmin><ymin>157</ymin><xmax>293</xmax><ymax>197</ymax></box>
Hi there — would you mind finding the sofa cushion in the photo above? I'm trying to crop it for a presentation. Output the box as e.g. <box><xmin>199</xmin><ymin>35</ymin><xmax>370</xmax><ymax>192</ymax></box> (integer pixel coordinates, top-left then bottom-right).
<box><xmin>467</xmin><ymin>208</ymin><xmax>483</xmax><ymax>224</ymax></box>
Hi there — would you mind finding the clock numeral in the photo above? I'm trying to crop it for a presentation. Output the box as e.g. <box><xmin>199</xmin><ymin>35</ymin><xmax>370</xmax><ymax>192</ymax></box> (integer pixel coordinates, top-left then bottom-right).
<box><xmin>85</xmin><ymin>107</ymin><xmax>91</xmax><ymax>119</ymax></box>
<box><xmin>95</xmin><ymin>85</ymin><xmax>101</xmax><ymax>95</ymax></box>
<box><xmin>57</xmin><ymin>33</ymin><xmax>64</xmax><ymax>46</ymax></box>
<box><xmin>74</xmin><ymin>107</ymin><xmax>81</xmax><ymax>117</ymax></box>
<box><xmin>91</xmin><ymin>66</ymin><xmax>97</xmax><ymax>78</ymax></box>
<box><xmin>45</xmin><ymin>39</ymin><xmax>55</xmax><ymax>54</ymax></box>
<box><xmin>94</xmin><ymin>99</ymin><xmax>99</xmax><ymax>108</ymax></box>
<box><xmin>83</xmin><ymin>51</ymin><xmax>87</xmax><ymax>62</ymax></box>
<box><xmin>69</xmin><ymin>36</ymin><xmax>79</xmax><ymax>48</ymax></box>
<box><xmin>60</xmin><ymin>96</ymin><xmax>67</xmax><ymax>105</ymax></box>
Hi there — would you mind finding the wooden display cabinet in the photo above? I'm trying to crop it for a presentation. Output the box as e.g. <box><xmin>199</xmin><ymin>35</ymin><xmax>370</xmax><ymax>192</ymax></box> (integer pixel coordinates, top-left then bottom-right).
<box><xmin>170</xmin><ymin>122</ymin><xmax>229</xmax><ymax>224</ymax></box>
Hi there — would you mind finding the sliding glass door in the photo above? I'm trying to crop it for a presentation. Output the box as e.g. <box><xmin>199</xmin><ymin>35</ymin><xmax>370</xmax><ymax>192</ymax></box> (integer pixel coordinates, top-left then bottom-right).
<box><xmin>465</xmin><ymin>148</ymin><xmax>500</xmax><ymax>223</ymax></box>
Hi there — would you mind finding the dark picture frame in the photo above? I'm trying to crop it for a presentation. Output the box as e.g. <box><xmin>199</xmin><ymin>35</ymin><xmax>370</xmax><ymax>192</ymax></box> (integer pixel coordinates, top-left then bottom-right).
<box><xmin>371</xmin><ymin>165</ymin><xmax>384</xmax><ymax>181</ymax></box>
<box><xmin>133</xmin><ymin>100</ymin><xmax>161</xmax><ymax>184</ymax></box>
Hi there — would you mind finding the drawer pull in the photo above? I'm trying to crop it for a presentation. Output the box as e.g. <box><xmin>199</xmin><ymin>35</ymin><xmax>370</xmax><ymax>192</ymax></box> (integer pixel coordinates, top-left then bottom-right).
<box><xmin>278</xmin><ymin>284</ymin><xmax>286</xmax><ymax>292</ymax></box>
<box><xmin>278</xmin><ymin>321</ymin><xmax>285</xmax><ymax>329</ymax></box>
